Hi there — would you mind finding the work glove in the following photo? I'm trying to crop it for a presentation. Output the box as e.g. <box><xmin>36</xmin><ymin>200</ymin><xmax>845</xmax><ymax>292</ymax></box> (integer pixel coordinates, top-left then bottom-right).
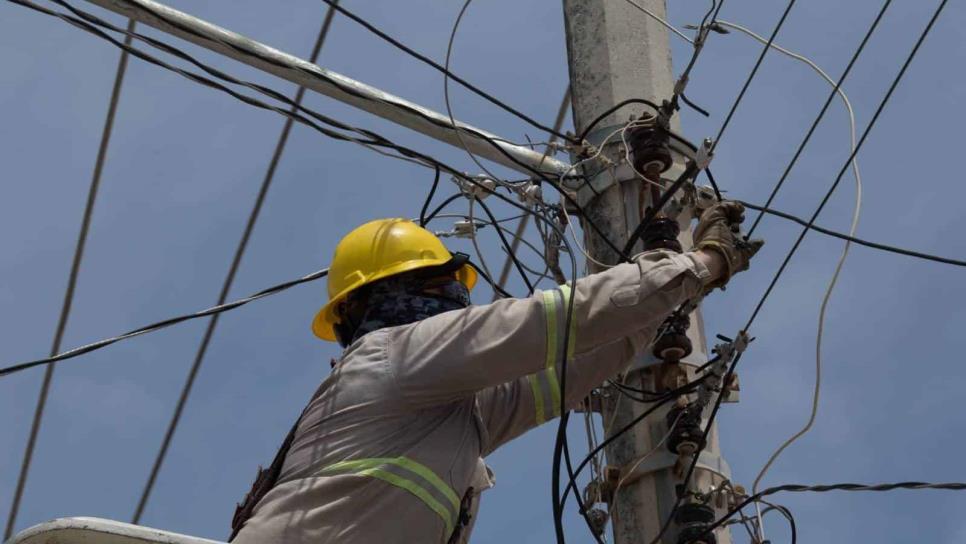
<box><xmin>692</xmin><ymin>201</ymin><xmax>764</xmax><ymax>290</ymax></box>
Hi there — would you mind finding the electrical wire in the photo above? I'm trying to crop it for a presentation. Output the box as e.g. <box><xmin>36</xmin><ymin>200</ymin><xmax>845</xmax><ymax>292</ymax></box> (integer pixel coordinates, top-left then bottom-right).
<box><xmin>493</xmin><ymin>87</ymin><xmax>571</xmax><ymax>302</ymax></box>
<box><xmin>0</xmin><ymin>268</ymin><xmax>330</xmax><ymax>378</ymax></box>
<box><xmin>696</xmin><ymin>480</ymin><xmax>966</xmax><ymax>541</ymax></box>
<box><xmin>745</xmin><ymin>2</ymin><xmax>942</xmax><ymax>539</ymax></box>
<box><xmin>667</xmin><ymin>4</ymin><xmax>949</xmax><ymax>542</ymax></box>
<box><xmin>3</xmin><ymin>18</ymin><xmax>137</xmax><ymax>540</ymax></box>
<box><xmin>444</xmin><ymin>0</ymin><xmax>505</xmax><ymax>184</ymax></box>
<box><xmin>315</xmin><ymin>0</ymin><xmax>573</xmax><ymax>143</ymax></box>
<box><xmin>622</xmin><ymin>0</ymin><xmax>694</xmax><ymax>45</ymax></box>
<box><xmin>419</xmin><ymin>166</ymin><xmax>442</xmax><ymax>226</ymax></box>
<box><xmin>738</xmin><ymin>201</ymin><xmax>966</xmax><ymax>267</ymax></box>
<box><xmin>711</xmin><ymin>0</ymin><xmax>798</xmax><ymax>151</ymax></box>
<box><xmin>714</xmin><ymin>3</ymin><xmax>890</xmax><ymax>537</ymax></box>
<box><xmin>129</xmin><ymin>5</ymin><xmax>341</xmax><ymax>524</ymax></box>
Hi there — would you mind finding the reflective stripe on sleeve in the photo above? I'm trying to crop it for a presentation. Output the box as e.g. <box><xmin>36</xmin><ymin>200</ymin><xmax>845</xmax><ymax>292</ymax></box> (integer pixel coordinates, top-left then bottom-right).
<box><xmin>319</xmin><ymin>457</ymin><xmax>460</xmax><ymax>534</ymax></box>
<box><xmin>530</xmin><ymin>285</ymin><xmax>576</xmax><ymax>425</ymax></box>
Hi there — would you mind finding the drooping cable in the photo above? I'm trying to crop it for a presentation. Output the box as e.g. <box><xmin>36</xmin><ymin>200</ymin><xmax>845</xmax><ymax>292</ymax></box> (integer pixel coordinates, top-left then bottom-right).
<box><xmin>3</xmin><ymin>18</ymin><xmax>137</xmax><ymax>540</ymax></box>
<box><xmin>316</xmin><ymin>0</ymin><xmax>573</xmax><ymax>143</ymax></box>
<box><xmin>7</xmin><ymin>0</ymin><xmax>576</xmax><ymax>254</ymax></box>
<box><xmin>129</xmin><ymin>4</ymin><xmax>341</xmax><ymax>524</ymax></box>
<box><xmin>743</xmin><ymin>0</ymin><xmax>948</xmax><ymax>332</ymax></box>
<box><xmin>711</xmin><ymin>4</ymin><xmax>890</xmax><ymax>537</ymax></box>
<box><xmin>666</xmin><ymin>5</ymin><xmax>948</xmax><ymax>542</ymax></box>
<box><xmin>745</xmin><ymin>3</ymin><xmax>946</xmax><ymax>540</ymax></box>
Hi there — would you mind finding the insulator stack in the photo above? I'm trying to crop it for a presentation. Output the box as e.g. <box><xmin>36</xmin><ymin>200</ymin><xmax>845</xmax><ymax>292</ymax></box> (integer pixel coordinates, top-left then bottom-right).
<box><xmin>665</xmin><ymin>404</ymin><xmax>706</xmax><ymax>455</ymax></box>
<box><xmin>627</xmin><ymin>117</ymin><xmax>673</xmax><ymax>175</ymax></box>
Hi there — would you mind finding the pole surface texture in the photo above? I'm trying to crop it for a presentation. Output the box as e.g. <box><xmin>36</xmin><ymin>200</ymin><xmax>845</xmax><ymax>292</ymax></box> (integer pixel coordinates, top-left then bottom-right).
<box><xmin>562</xmin><ymin>1</ymin><xmax>732</xmax><ymax>542</ymax></box>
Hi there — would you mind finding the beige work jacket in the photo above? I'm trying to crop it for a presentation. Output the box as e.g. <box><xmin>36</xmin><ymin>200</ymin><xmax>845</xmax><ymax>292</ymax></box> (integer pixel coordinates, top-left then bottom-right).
<box><xmin>232</xmin><ymin>250</ymin><xmax>709</xmax><ymax>544</ymax></box>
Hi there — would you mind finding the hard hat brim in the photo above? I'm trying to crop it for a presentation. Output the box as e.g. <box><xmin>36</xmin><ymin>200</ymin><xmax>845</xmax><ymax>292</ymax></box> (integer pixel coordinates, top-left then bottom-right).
<box><xmin>312</xmin><ymin>259</ymin><xmax>477</xmax><ymax>342</ymax></box>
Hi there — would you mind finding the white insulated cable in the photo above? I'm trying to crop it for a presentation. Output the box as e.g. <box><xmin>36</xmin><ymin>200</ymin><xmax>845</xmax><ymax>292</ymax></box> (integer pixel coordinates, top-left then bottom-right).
<box><xmin>718</xmin><ymin>19</ymin><xmax>864</xmax><ymax>542</ymax></box>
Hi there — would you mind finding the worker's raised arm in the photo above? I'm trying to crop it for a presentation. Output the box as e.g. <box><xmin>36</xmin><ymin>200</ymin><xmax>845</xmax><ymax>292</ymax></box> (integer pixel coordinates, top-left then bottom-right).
<box><xmin>387</xmin><ymin>250</ymin><xmax>708</xmax><ymax>408</ymax></box>
<box><xmin>387</xmin><ymin>201</ymin><xmax>761</xmax><ymax>410</ymax></box>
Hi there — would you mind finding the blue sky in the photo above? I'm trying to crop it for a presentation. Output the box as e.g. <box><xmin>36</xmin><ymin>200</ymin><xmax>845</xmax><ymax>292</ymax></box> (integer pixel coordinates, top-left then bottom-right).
<box><xmin>2</xmin><ymin>0</ymin><xmax>965</xmax><ymax>542</ymax></box>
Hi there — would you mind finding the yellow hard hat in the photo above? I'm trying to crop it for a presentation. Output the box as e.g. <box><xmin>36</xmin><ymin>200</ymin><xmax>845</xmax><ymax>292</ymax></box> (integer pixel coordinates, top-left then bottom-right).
<box><xmin>312</xmin><ymin>218</ymin><xmax>477</xmax><ymax>342</ymax></box>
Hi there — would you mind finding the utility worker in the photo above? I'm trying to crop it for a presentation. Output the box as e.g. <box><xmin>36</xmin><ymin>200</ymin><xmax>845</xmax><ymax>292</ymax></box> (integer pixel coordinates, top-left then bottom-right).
<box><xmin>230</xmin><ymin>201</ymin><xmax>762</xmax><ymax>544</ymax></box>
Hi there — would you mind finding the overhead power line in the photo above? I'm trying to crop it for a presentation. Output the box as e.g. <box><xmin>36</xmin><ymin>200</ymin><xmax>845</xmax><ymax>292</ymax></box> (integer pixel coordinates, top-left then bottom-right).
<box><xmin>697</xmin><ymin>479</ymin><xmax>966</xmax><ymax>541</ymax></box>
<box><xmin>744</xmin><ymin>0</ymin><xmax>949</xmax><ymax>331</ymax></box>
<box><xmin>712</xmin><ymin>0</ymin><xmax>798</xmax><ymax>151</ymax></box>
<box><xmin>129</xmin><ymin>4</ymin><xmax>341</xmax><ymax>524</ymax></box>
<box><xmin>743</xmin><ymin>2</ymin><xmax>892</xmax><ymax>538</ymax></box>
<box><xmin>9</xmin><ymin>0</ymin><xmax>602</xmax><ymax>259</ymax></box>
<box><xmin>663</xmin><ymin>3</ymin><xmax>949</xmax><ymax>542</ymax></box>
<box><xmin>739</xmin><ymin>201</ymin><xmax>966</xmax><ymax>267</ymax></box>
<box><xmin>0</xmin><ymin>268</ymin><xmax>331</xmax><ymax>378</ymax></box>
<box><xmin>315</xmin><ymin>0</ymin><xmax>572</xmax><ymax>143</ymax></box>
<box><xmin>4</xmin><ymin>18</ymin><xmax>137</xmax><ymax>541</ymax></box>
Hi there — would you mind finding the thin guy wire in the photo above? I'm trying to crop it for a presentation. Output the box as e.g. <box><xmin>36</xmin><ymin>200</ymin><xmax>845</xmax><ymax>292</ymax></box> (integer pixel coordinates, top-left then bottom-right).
<box><xmin>4</xmin><ymin>18</ymin><xmax>137</xmax><ymax>540</ymax></box>
<box><xmin>711</xmin><ymin>0</ymin><xmax>798</xmax><ymax>151</ymax></box>
<box><xmin>130</xmin><ymin>5</ymin><xmax>339</xmax><ymax>522</ymax></box>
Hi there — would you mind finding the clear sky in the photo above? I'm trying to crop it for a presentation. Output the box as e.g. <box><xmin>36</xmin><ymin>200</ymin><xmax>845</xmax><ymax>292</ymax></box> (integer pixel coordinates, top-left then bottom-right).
<box><xmin>2</xmin><ymin>0</ymin><xmax>965</xmax><ymax>542</ymax></box>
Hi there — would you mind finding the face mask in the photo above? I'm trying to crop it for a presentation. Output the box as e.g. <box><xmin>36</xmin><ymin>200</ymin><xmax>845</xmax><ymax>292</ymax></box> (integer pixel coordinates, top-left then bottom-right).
<box><xmin>343</xmin><ymin>275</ymin><xmax>470</xmax><ymax>346</ymax></box>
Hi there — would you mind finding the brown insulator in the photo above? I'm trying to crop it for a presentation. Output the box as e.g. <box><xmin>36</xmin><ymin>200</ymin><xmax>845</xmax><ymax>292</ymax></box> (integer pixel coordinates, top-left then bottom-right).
<box><xmin>642</xmin><ymin>216</ymin><xmax>683</xmax><ymax>253</ymax></box>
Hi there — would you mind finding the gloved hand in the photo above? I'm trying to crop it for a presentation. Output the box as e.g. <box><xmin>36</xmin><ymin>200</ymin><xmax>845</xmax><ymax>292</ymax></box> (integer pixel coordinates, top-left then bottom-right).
<box><xmin>692</xmin><ymin>201</ymin><xmax>764</xmax><ymax>290</ymax></box>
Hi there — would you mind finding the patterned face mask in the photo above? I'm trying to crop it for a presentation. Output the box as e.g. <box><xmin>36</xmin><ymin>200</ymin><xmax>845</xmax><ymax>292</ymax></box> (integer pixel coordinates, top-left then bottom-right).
<box><xmin>345</xmin><ymin>273</ymin><xmax>470</xmax><ymax>346</ymax></box>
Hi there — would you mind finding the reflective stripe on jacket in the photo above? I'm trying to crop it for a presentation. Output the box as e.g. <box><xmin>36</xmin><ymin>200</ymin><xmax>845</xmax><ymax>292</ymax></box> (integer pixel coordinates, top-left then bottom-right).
<box><xmin>231</xmin><ymin>250</ymin><xmax>709</xmax><ymax>544</ymax></box>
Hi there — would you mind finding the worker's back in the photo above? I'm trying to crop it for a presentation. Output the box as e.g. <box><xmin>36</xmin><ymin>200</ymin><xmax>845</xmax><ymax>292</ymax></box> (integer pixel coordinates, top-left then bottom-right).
<box><xmin>231</xmin><ymin>325</ymin><xmax>492</xmax><ymax>544</ymax></box>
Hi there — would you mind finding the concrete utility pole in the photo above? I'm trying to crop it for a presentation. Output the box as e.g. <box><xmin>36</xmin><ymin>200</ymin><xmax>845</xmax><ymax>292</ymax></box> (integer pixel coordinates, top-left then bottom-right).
<box><xmin>562</xmin><ymin>2</ymin><xmax>734</xmax><ymax>543</ymax></box>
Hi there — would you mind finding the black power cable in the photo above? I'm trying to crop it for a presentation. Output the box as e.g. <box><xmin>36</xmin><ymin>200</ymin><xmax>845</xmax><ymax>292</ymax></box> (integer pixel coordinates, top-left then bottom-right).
<box><xmin>739</xmin><ymin>201</ymin><xmax>966</xmax><ymax>268</ymax></box>
<box><xmin>473</xmin><ymin>196</ymin><xmax>536</xmax><ymax>295</ymax></box>
<box><xmin>316</xmin><ymin>0</ymin><xmax>574</xmax><ymax>143</ymax></box>
<box><xmin>0</xmin><ymin>268</ymin><xmax>330</xmax><ymax>378</ymax></box>
<box><xmin>744</xmin><ymin>0</ymin><xmax>949</xmax><ymax>331</ymax></box>
<box><xmin>697</xmin><ymin>480</ymin><xmax>966</xmax><ymax>542</ymax></box>
<box><xmin>419</xmin><ymin>166</ymin><xmax>442</xmax><ymax>227</ymax></box>
<box><xmin>85</xmin><ymin>0</ymin><xmax>628</xmax><ymax>259</ymax></box>
<box><xmin>130</xmin><ymin>4</ymin><xmax>342</xmax><ymax>524</ymax></box>
<box><xmin>4</xmin><ymin>17</ymin><xmax>138</xmax><ymax>540</ymax></box>
<box><xmin>672</xmin><ymin>3</ymin><xmax>949</xmax><ymax>542</ymax></box>
<box><xmin>745</xmin><ymin>0</ymin><xmax>894</xmax><ymax>237</ymax></box>
<box><xmin>8</xmin><ymin>0</ymin><xmax>578</xmax><ymax>262</ymax></box>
